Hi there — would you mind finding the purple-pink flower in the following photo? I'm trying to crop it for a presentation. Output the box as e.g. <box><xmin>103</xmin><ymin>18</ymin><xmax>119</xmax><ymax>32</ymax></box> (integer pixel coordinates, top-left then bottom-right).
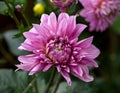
<box><xmin>16</xmin><ymin>12</ymin><xmax>100</xmax><ymax>86</ymax></box>
<box><xmin>50</xmin><ymin>0</ymin><xmax>73</xmax><ymax>12</ymax></box>
<box><xmin>79</xmin><ymin>0</ymin><xmax>120</xmax><ymax>32</ymax></box>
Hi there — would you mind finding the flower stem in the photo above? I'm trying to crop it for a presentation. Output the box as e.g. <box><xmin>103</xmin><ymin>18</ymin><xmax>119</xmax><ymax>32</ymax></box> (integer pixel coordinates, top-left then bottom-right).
<box><xmin>4</xmin><ymin>0</ymin><xmax>20</xmax><ymax>26</ymax></box>
<box><xmin>44</xmin><ymin>68</ymin><xmax>56</xmax><ymax>93</ymax></box>
<box><xmin>33</xmin><ymin>75</ymin><xmax>39</xmax><ymax>93</ymax></box>
<box><xmin>21</xmin><ymin>12</ymin><xmax>31</xmax><ymax>27</ymax></box>
<box><xmin>22</xmin><ymin>76</ymin><xmax>37</xmax><ymax>93</ymax></box>
<box><xmin>51</xmin><ymin>73</ymin><xmax>61</xmax><ymax>93</ymax></box>
<box><xmin>109</xmin><ymin>28</ymin><xmax>117</xmax><ymax>75</ymax></box>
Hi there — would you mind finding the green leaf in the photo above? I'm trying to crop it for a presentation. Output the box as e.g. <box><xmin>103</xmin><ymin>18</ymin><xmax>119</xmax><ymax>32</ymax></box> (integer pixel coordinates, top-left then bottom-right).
<box><xmin>112</xmin><ymin>15</ymin><xmax>120</xmax><ymax>34</ymax></box>
<box><xmin>3</xmin><ymin>30</ymin><xmax>28</xmax><ymax>56</ymax></box>
<box><xmin>0</xmin><ymin>1</ymin><xmax>9</xmax><ymax>15</ymax></box>
<box><xmin>0</xmin><ymin>69</ymin><xmax>48</xmax><ymax>93</ymax></box>
<box><xmin>56</xmin><ymin>81</ymin><xmax>92</xmax><ymax>93</ymax></box>
<box><xmin>0</xmin><ymin>69</ymin><xmax>30</xmax><ymax>93</ymax></box>
<box><xmin>36</xmin><ymin>75</ymin><xmax>46</xmax><ymax>93</ymax></box>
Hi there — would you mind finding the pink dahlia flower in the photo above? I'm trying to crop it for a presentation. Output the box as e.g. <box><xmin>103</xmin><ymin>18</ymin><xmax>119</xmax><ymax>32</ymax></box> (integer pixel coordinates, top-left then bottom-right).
<box><xmin>16</xmin><ymin>12</ymin><xmax>100</xmax><ymax>86</ymax></box>
<box><xmin>79</xmin><ymin>0</ymin><xmax>120</xmax><ymax>32</ymax></box>
<box><xmin>50</xmin><ymin>0</ymin><xmax>73</xmax><ymax>12</ymax></box>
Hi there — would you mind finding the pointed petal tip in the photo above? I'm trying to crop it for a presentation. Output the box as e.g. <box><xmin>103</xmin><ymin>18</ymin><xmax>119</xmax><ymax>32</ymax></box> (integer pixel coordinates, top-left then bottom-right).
<box><xmin>86</xmin><ymin>76</ymin><xmax>94</xmax><ymax>82</ymax></box>
<box><xmin>68</xmin><ymin>80</ymin><xmax>72</xmax><ymax>86</ymax></box>
<box><xmin>29</xmin><ymin>72</ymin><xmax>34</xmax><ymax>75</ymax></box>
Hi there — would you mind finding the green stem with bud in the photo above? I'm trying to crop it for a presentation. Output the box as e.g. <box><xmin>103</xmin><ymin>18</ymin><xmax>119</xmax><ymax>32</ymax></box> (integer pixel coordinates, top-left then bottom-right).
<box><xmin>4</xmin><ymin>0</ymin><xmax>20</xmax><ymax>26</ymax></box>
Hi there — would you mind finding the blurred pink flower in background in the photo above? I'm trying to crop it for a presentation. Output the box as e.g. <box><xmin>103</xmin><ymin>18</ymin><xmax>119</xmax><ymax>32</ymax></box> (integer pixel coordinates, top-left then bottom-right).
<box><xmin>51</xmin><ymin>0</ymin><xmax>73</xmax><ymax>12</ymax></box>
<box><xmin>16</xmin><ymin>12</ymin><xmax>100</xmax><ymax>86</ymax></box>
<box><xmin>79</xmin><ymin>0</ymin><xmax>120</xmax><ymax>32</ymax></box>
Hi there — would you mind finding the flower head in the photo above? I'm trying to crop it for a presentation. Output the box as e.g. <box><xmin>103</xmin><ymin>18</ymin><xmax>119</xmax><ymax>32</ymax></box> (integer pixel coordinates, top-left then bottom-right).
<box><xmin>50</xmin><ymin>0</ymin><xmax>73</xmax><ymax>12</ymax></box>
<box><xmin>16</xmin><ymin>12</ymin><xmax>100</xmax><ymax>86</ymax></box>
<box><xmin>79</xmin><ymin>0</ymin><xmax>120</xmax><ymax>32</ymax></box>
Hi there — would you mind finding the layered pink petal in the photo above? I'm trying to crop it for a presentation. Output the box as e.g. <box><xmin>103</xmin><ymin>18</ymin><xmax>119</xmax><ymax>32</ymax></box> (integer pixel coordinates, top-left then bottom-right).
<box><xmin>79</xmin><ymin>0</ymin><xmax>120</xmax><ymax>31</ymax></box>
<box><xmin>84</xmin><ymin>45</ymin><xmax>100</xmax><ymax>59</ymax></box>
<box><xmin>48</xmin><ymin>12</ymin><xmax>57</xmax><ymax>32</ymax></box>
<box><xmin>40</xmin><ymin>14</ymin><xmax>49</xmax><ymax>23</ymax></box>
<box><xmin>71</xmin><ymin>65</ymin><xmax>94</xmax><ymax>82</ymax></box>
<box><xmin>17</xmin><ymin>12</ymin><xmax>100</xmax><ymax>86</ymax></box>
<box><xmin>57</xmin><ymin>18</ymin><xmax>68</xmax><ymax>36</ymax></box>
<box><xmin>76</xmin><ymin>36</ymin><xmax>93</xmax><ymax>48</ymax></box>
<box><xmin>81</xmin><ymin>58</ymin><xmax>98</xmax><ymax>67</ymax></box>
<box><xmin>61</xmin><ymin>70</ymin><xmax>71</xmax><ymax>86</ymax></box>
<box><xmin>79</xmin><ymin>0</ymin><xmax>92</xmax><ymax>7</ymax></box>
<box><xmin>29</xmin><ymin>63</ymin><xmax>44</xmax><ymax>75</ymax></box>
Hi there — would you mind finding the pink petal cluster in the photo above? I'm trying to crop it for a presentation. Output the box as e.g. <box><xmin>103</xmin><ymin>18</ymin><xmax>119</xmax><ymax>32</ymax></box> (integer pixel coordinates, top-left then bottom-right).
<box><xmin>51</xmin><ymin>0</ymin><xmax>73</xmax><ymax>12</ymax></box>
<box><xmin>16</xmin><ymin>12</ymin><xmax>100</xmax><ymax>86</ymax></box>
<box><xmin>79</xmin><ymin>0</ymin><xmax>120</xmax><ymax>32</ymax></box>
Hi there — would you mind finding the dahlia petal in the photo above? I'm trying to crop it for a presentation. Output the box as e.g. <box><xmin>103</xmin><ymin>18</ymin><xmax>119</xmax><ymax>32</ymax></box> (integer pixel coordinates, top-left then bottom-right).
<box><xmin>20</xmin><ymin>39</ymin><xmax>44</xmax><ymax>51</ymax></box>
<box><xmin>34</xmin><ymin>23</ymin><xmax>55</xmax><ymax>40</ymax></box>
<box><xmin>64</xmin><ymin>66</ymin><xmax>70</xmax><ymax>73</ymax></box>
<box><xmin>43</xmin><ymin>64</ymin><xmax>53</xmax><ymax>72</ymax></box>
<box><xmin>72</xmin><ymin>65</ymin><xmax>93</xmax><ymax>82</ymax></box>
<box><xmin>71</xmin><ymin>66</ymin><xmax>83</xmax><ymax>77</ymax></box>
<box><xmin>80</xmin><ymin>66</ymin><xmax>94</xmax><ymax>82</ymax></box>
<box><xmin>80</xmin><ymin>9</ymin><xmax>87</xmax><ymax>17</ymax></box>
<box><xmin>33</xmin><ymin>24</ymin><xmax>41</xmax><ymax>32</ymax></box>
<box><xmin>29</xmin><ymin>63</ymin><xmax>43</xmax><ymax>75</ymax></box>
<box><xmin>40</xmin><ymin>14</ymin><xmax>49</xmax><ymax>23</ymax></box>
<box><xmin>58</xmin><ymin>13</ymin><xmax>69</xmax><ymax>23</ymax></box>
<box><xmin>69</xmin><ymin>24</ymin><xmax>87</xmax><ymax>40</ymax></box>
<box><xmin>80</xmin><ymin>9</ymin><xmax>94</xmax><ymax>18</ymax></box>
<box><xmin>16</xmin><ymin>63</ymin><xmax>35</xmax><ymax>71</ymax></box>
<box><xmin>29</xmin><ymin>27</ymin><xmax>38</xmax><ymax>33</ymax></box>
<box><xmin>19</xmin><ymin>42</ymin><xmax>35</xmax><ymax>51</ymax></box>
<box><xmin>40</xmin><ymin>23</ymin><xmax>54</xmax><ymax>36</ymax></box>
<box><xmin>56</xmin><ymin>65</ymin><xmax>61</xmax><ymax>72</ymax></box>
<box><xmin>89</xmin><ymin>21</ymin><xmax>97</xmax><ymax>31</ymax></box>
<box><xmin>79</xmin><ymin>0</ymin><xmax>92</xmax><ymax>7</ymax></box>
<box><xmin>18</xmin><ymin>54</ymin><xmax>38</xmax><ymax>63</ymax></box>
<box><xmin>81</xmin><ymin>58</ymin><xmax>98</xmax><ymax>67</ymax></box>
<box><xmin>57</xmin><ymin>18</ymin><xmax>68</xmax><ymax>36</ymax></box>
<box><xmin>66</xmin><ymin>16</ymin><xmax>76</xmax><ymax>36</ymax></box>
<box><xmin>77</xmin><ymin>36</ymin><xmax>93</xmax><ymax>48</ymax></box>
<box><xmin>48</xmin><ymin>12</ymin><xmax>57</xmax><ymax>32</ymax></box>
<box><xmin>23</xmin><ymin>32</ymin><xmax>38</xmax><ymax>40</ymax></box>
<box><xmin>84</xmin><ymin>45</ymin><xmax>100</xmax><ymax>59</ymax></box>
<box><xmin>61</xmin><ymin>70</ymin><xmax>71</xmax><ymax>86</ymax></box>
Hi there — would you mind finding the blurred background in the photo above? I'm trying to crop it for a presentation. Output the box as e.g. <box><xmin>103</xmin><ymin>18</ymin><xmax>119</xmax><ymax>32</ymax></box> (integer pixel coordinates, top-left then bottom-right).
<box><xmin>0</xmin><ymin>0</ymin><xmax>120</xmax><ymax>93</ymax></box>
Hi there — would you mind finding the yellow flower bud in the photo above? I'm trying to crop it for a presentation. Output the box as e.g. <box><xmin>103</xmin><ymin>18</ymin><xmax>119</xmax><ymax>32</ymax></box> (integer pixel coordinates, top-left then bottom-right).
<box><xmin>33</xmin><ymin>3</ymin><xmax>45</xmax><ymax>15</ymax></box>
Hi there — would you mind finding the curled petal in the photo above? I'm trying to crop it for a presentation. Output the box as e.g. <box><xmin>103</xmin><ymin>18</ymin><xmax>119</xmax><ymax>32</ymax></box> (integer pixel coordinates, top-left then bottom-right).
<box><xmin>81</xmin><ymin>58</ymin><xmax>98</xmax><ymax>67</ymax></box>
<box><xmin>72</xmin><ymin>65</ymin><xmax>94</xmax><ymax>82</ymax></box>
<box><xmin>43</xmin><ymin>64</ymin><xmax>53</xmax><ymax>72</ymax></box>
<box><xmin>84</xmin><ymin>45</ymin><xmax>100</xmax><ymax>59</ymax></box>
<box><xmin>29</xmin><ymin>63</ymin><xmax>44</xmax><ymax>75</ymax></box>
<box><xmin>40</xmin><ymin>14</ymin><xmax>49</xmax><ymax>23</ymax></box>
<box><xmin>76</xmin><ymin>36</ymin><xmax>93</xmax><ymax>48</ymax></box>
<box><xmin>61</xmin><ymin>70</ymin><xmax>71</xmax><ymax>86</ymax></box>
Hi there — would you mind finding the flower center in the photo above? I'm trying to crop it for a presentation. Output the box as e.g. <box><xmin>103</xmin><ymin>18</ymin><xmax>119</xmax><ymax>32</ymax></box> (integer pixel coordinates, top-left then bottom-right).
<box><xmin>46</xmin><ymin>37</ymin><xmax>72</xmax><ymax>63</ymax></box>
